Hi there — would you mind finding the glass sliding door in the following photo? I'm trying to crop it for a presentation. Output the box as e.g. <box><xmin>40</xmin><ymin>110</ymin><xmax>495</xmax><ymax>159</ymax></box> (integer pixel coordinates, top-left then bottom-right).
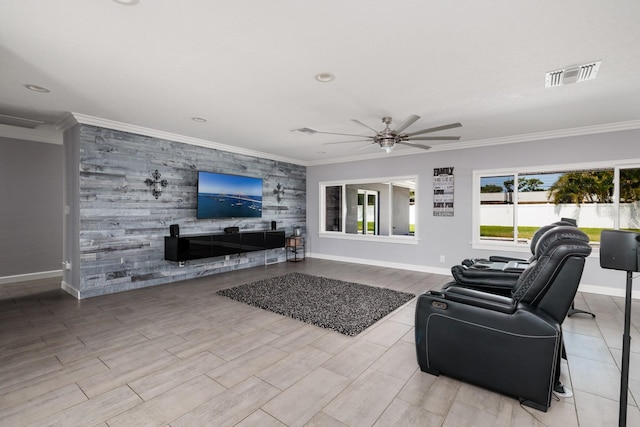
<box><xmin>357</xmin><ymin>190</ymin><xmax>378</xmax><ymax>235</ymax></box>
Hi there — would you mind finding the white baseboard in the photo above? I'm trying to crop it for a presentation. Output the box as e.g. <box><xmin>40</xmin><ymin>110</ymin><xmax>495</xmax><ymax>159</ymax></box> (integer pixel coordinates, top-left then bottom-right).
<box><xmin>61</xmin><ymin>280</ymin><xmax>81</xmax><ymax>299</ymax></box>
<box><xmin>308</xmin><ymin>253</ymin><xmax>637</xmax><ymax>299</ymax></box>
<box><xmin>578</xmin><ymin>283</ymin><xmax>640</xmax><ymax>299</ymax></box>
<box><xmin>307</xmin><ymin>253</ymin><xmax>451</xmax><ymax>276</ymax></box>
<box><xmin>0</xmin><ymin>270</ymin><xmax>62</xmax><ymax>285</ymax></box>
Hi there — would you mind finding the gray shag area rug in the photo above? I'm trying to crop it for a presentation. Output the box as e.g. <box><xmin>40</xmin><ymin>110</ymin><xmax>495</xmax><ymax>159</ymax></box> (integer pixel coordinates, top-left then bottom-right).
<box><xmin>216</xmin><ymin>272</ymin><xmax>415</xmax><ymax>336</ymax></box>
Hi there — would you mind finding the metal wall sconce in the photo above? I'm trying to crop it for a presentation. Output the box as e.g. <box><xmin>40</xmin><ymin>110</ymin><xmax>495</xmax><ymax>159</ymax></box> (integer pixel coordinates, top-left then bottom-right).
<box><xmin>273</xmin><ymin>183</ymin><xmax>285</xmax><ymax>203</ymax></box>
<box><xmin>144</xmin><ymin>169</ymin><xmax>168</xmax><ymax>199</ymax></box>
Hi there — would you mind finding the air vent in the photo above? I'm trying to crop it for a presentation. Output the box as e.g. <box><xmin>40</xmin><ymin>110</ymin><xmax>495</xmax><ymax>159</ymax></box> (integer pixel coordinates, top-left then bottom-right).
<box><xmin>545</xmin><ymin>61</ymin><xmax>601</xmax><ymax>88</ymax></box>
<box><xmin>0</xmin><ymin>114</ymin><xmax>45</xmax><ymax>129</ymax></box>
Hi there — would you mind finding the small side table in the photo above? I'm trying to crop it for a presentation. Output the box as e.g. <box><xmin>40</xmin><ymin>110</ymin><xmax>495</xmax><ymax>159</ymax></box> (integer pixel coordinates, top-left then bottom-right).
<box><xmin>286</xmin><ymin>236</ymin><xmax>305</xmax><ymax>262</ymax></box>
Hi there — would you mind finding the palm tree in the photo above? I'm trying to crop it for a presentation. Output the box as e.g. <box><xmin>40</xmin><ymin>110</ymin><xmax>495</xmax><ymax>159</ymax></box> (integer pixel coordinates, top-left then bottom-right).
<box><xmin>620</xmin><ymin>168</ymin><xmax>640</xmax><ymax>202</ymax></box>
<box><xmin>548</xmin><ymin>171</ymin><xmax>605</xmax><ymax>204</ymax></box>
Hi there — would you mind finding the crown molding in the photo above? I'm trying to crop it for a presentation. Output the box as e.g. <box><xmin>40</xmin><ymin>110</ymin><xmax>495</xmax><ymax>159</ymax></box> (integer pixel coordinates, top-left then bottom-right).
<box><xmin>429</xmin><ymin>119</ymin><xmax>640</xmax><ymax>152</ymax></box>
<box><xmin>307</xmin><ymin>119</ymin><xmax>640</xmax><ymax>166</ymax></box>
<box><xmin>0</xmin><ymin>123</ymin><xmax>63</xmax><ymax>145</ymax></box>
<box><xmin>57</xmin><ymin>113</ymin><xmax>309</xmax><ymax>166</ymax></box>
<box><xmin>54</xmin><ymin>113</ymin><xmax>640</xmax><ymax>167</ymax></box>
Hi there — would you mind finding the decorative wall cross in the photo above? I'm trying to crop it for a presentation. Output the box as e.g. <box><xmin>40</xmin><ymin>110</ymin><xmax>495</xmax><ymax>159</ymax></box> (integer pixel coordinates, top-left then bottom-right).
<box><xmin>144</xmin><ymin>169</ymin><xmax>168</xmax><ymax>199</ymax></box>
<box><xmin>273</xmin><ymin>183</ymin><xmax>285</xmax><ymax>203</ymax></box>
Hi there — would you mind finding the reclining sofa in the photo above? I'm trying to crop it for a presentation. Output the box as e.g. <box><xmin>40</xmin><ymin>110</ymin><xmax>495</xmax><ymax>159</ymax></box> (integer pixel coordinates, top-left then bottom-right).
<box><xmin>414</xmin><ymin>226</ymin><xmax>591</xmax><ymax>411</ymax></box>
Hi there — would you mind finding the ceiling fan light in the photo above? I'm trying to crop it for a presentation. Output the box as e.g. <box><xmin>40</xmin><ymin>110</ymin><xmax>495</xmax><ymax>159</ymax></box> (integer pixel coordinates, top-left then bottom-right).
<box><xmin>379</xmin><ymin>137</ymin><xmax>395</xmax><ymax>153</ymax></box>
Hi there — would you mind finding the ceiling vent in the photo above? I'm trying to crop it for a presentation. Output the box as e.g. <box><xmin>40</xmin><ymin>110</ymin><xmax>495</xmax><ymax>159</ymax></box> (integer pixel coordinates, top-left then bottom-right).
<box><xmin>545</xmin><ymin>61</ymin><xmax>601</xmax><ymax>88</ymax></box>
<box><xmin>0</xmin><ymin>114</ymin><xmax>45</xmax><ymax>129</ymax></box>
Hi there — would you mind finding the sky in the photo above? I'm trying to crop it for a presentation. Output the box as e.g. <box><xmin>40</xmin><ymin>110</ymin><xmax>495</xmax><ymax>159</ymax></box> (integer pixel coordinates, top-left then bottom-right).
<box><xmin>199</xmin><ymin>172</ymin><xmax>263</xmax><ymax>196</ymax></box>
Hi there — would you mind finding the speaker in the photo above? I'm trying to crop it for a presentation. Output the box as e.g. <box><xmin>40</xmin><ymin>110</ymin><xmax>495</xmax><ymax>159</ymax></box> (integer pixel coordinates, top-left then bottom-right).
<box><xmin>169</xmin><ymin>224</ymin><xmax>179</xmax><ymax>238</ymax></box>
<box><xmin>271</xmin><ymin>221</ymin><xmax>277</xmax><ymax>231</ymax></box>
<box><xmin>600</xmin><ymin>230</ymin><xmax>640</xmax><ymax>272</ymax></box>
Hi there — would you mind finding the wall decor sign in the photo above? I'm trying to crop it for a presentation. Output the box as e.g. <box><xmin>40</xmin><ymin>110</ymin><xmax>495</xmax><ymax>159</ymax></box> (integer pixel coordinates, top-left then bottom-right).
<box><xmin>433</xmin><ymin>167</ymin><xmax>454</xmax><ymax>216</ymax></box>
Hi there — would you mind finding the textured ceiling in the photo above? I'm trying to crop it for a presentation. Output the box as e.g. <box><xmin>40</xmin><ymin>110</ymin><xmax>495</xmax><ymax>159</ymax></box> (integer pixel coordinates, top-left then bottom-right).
<box><xmin>2</xmin><ymin>0</ymin><xmax>640</xmax><ymax>164</ymax></box>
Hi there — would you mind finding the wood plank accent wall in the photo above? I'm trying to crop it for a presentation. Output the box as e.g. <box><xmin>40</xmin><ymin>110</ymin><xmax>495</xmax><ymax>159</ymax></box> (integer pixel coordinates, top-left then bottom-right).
<box><xmin>76</xmin><ymin>125</ymin><xmax>306</xmax><ymax>298</ymax></box>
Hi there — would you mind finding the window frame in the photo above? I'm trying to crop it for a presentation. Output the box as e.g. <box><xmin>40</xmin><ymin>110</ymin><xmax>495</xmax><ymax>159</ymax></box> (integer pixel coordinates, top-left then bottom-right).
<box><xmin>319</xmin><ymin>175</ymin><xmax>419</xmax><ymax>245</ymax></box>
<box><xmin>472</xmin><ymin>159</ymin><xmax>640</xmax><ymax>253</ymax></box>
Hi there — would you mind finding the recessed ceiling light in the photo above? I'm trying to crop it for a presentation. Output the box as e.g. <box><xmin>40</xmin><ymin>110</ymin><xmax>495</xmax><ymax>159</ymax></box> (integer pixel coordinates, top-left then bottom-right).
<box><xmin>24</xmin><ymin>84</ymin><xmax>50</xmax><ymax>93</ymax></box>
<box><xmin>113</xmin><ymin>0</ymin><xmax>139</xmax><ymax>5</ymax></box>
<box><xmin>192</xmin><ymin>117</ymin><xmax>207</xmax><ymax>123</ymax></box>
<box><xmin>315</xmin><ymin>72</ymin><xmax>335</xmax><ymax>83</ymax></box>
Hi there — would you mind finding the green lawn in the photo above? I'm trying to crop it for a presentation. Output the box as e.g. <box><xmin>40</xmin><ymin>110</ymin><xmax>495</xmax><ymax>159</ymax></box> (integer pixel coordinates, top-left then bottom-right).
<box><xmin>357</xmin><ymin>222</ymin><xmax>416</xmax><ymax>233</ymax></box>
<box><xmin>480</xmin><ymin>225</ymin><xmax>640</xmax><ymax>242</ymax></box>
<box><xmin>357</xmin><ymin>221</ymin><xmax>377</xmax><ymax>233</ymax></box>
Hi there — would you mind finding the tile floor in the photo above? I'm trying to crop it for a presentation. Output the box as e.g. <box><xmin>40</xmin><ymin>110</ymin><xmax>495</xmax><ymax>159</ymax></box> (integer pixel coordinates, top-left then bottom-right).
<box><xmin>1</xmin><ymin>258</ymin><xmax>638</xmax><ymax>426</ymax></box>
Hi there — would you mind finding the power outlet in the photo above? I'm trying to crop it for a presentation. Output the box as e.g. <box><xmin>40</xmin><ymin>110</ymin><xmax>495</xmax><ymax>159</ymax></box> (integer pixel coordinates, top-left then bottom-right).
<box><xmin>439</xmin><ymin>255</ymin><xmax>445</xmax><ymax>263</ymax></box>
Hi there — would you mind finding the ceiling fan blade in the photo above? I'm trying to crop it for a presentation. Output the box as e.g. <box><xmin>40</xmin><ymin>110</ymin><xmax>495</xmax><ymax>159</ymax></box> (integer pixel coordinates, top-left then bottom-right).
<box><xmin>351</xmin><ymin>119</ymin><xmax>380</xmax><ymax>133</ymax></box>
<box><xmin>314</xmin><ymin>130</ymin><xmax>373</xmax><ymax>138</ymax></box>
<box><xmin>351</xmin><ymin>142</ymin><xmax>378</xmax><ymax>152</ymax></box>
<box><xmin>404</xmin><ymin>122</ymin><xmax>462</xmax><ymax>137</ymax></box>
<box><xmin>396</xmin><ymin>141</ymin><xmax>431</xmax><ymax>150</ymax></box>
<box><xmin>407</xmin><ymin>136</ymin><xmax>461</xmax><ymax>141</ymax></box>
<box><xmin>392</xmin><ymin>114</ymin><xmax>420</xmax><ymax>133</ymax></box>
<box><xmin>322</xmin><ymin>139</ymin><xmax>373</xmax><ymax>145</ymax></box>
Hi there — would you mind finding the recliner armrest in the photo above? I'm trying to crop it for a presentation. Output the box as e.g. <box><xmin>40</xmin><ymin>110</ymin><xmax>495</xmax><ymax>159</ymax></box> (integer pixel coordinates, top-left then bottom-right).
<box><xmin>450</xmin><ymin>265</ymin><xmax>520</xmax><ymax>291</ymax></box>
<box><xmin>503</xmin><ymin>260</ymin><xmax>529</xmax><ymax>272</ymax></box>
<box><xmin>434</xmin><ymin>286</ymin><xmax>516</xmax><ymax>314</ymax></box>
<box><xmin>489</xmin><ymin>255</ymin><xmax>526</xmax><ymax>263</ymax></box>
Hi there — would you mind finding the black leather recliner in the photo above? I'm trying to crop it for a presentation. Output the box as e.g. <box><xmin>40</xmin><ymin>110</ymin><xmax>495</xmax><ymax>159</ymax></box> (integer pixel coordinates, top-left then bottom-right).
<box><xmin>415</xmin><ymin>226</ymin><xmax>592</xmax><ymax>411</ymax></box>
<box><xmin>451</xmin><ymin>220</ymin><xmax>577</xmax><ymax>295</ymax></box>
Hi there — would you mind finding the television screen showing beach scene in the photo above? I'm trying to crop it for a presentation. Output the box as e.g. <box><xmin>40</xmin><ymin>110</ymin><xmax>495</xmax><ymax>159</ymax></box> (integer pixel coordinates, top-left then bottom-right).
<box><xmin>197</xmin><ymin>171</ymin><xmax>263</xmax><ymax>218</ymax></box>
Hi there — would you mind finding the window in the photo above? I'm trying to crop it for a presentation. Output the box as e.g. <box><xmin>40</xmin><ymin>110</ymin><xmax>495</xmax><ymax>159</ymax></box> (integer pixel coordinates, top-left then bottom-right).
<box><xmin>474</xmin><ymin>162</ymin><xmax>640</xmax><ymax>248</ymax></box>
<box><xmin>619</xmin><ymin>166</ymin><xmax>640</xmax><ymax>231</ymax></box>
<box><xmin>320</xmin><ymin>176</ymin><xmax>417</xmax><ymax>242</ymax></box>
<box><xmin>325</xmin><ymin>185</ymin><xmax>342</xmax><ymax>232</ymax></box>
<box><xmin>479</xmin><ymin>174</ymin><xmax>515</xmax><ymax>241</ymax></box>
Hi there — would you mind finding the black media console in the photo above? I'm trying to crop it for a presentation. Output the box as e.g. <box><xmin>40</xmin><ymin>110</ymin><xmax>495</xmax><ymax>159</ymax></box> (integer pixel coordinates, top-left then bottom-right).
<box><xmin>164</xmin><ymin>230</ymin><xmax>286</xmax><ymax>262</ymax></box>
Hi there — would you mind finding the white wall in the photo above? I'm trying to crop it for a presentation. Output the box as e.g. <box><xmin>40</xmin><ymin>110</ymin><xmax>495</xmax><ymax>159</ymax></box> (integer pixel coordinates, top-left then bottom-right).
<box><xmin>307</xmin><ymin>128</ymin><xmax>640</xmax><ymax>297</ymax></box>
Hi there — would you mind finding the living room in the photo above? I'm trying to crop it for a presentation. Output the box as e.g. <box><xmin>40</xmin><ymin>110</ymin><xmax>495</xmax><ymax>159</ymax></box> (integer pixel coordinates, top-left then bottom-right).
<box><xmin>2</xmin><ymin>1</ymin><xmax>640</xmax><ymax>425</ymax></box>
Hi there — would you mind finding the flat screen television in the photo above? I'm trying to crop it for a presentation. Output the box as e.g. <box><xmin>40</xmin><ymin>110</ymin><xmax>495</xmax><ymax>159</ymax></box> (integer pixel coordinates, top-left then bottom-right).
<box><xmin>197</xmin><ymin>171</ymin><xmax>263</xmax><ymax>219</ymax></box>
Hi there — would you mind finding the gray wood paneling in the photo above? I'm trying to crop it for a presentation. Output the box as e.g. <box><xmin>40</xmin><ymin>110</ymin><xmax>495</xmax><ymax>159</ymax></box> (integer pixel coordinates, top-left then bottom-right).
<box><xmin>74</xmin><ymin>125</ymin><xmax>305</xmax><ymax>298</ymax></box>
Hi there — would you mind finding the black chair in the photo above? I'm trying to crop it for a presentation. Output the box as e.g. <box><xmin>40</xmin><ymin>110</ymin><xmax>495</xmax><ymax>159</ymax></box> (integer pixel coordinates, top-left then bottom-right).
<box><xmin>415</xmin><ymin>226</ymin><xmax>592</xmax><ymax>411</ymax></box>
<box><xmin>451</xmin><ymin>220</ymin><xmax>578</xmax><ymax>295</ymax></box>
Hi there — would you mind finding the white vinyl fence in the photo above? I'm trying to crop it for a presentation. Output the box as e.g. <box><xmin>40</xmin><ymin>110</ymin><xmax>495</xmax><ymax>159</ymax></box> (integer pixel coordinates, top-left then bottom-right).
<box><xmin>481</xmin><ymin>203</ymin><xmax>640</xmax><ymax>229</ymax></box>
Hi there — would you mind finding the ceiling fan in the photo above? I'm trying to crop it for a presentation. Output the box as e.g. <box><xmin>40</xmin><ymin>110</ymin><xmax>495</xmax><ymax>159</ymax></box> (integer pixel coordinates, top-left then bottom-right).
<box><xmin>306</xmin><ymin>115</ymin><xmax>462</xmax><ymax>153</ymax></box>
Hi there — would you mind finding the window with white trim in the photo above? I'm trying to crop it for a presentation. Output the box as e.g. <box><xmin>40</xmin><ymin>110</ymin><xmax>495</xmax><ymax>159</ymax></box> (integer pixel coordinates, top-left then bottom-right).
<box><xmin>474</xmin><ymin>162</ymin><xmax>640</xmax><ymax>248</ymax></box>
<box><xmin>320</xmin><ymin>176</ymin><xmax>417</xmax><ymax>242</ymax></box>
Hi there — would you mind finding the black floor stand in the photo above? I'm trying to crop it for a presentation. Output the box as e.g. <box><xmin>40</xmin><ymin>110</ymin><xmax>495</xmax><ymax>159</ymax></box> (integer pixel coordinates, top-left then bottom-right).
<box><xmin>619</xmin><ymin>271</ymin><xmax>633</xmax><ymax>427</ymax></box>
<box><xmin>567</xmin><ymin>301</ymin><xmax>596</xmax><ymax>318</ymax></box>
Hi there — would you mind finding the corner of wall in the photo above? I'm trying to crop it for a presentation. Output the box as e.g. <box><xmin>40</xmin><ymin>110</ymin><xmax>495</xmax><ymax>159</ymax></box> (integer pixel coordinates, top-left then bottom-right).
<box><xmin>61</xmin><ymin>280</ymin><xmax>81</xmax><ymax>299</ymax></box>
